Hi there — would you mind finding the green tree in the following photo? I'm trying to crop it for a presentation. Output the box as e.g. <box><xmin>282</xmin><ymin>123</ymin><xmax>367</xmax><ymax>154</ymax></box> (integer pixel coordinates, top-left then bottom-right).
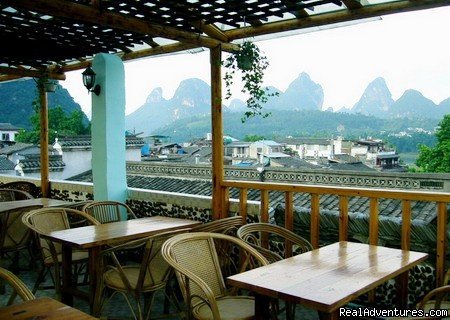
<box><xmin>416</xmin><ymin>115</ymin><xmax>450</xmax><ymax>172</ymax></box>
<box><xmin>243</xmin><ymin>134</ymin><xmax>265</xmax><ymax>142</ymax></box>
<box><xmin>16</xmin><ymin>104</ymin><xmax>90</xmax><ymax>144</ymax></box>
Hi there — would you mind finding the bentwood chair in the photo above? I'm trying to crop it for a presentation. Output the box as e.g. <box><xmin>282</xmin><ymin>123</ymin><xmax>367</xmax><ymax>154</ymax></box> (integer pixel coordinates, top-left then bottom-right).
<box><xmin>22</xmin><ymin>207</ymin><xmax>100</xmax><ymax>295</ymax></box>
<box><xmin>190</xmin><ymin>216</ymin><xmax>244</xmax><ymax>235</ymax></box>
<box><xmin>190</xmin><ymin>216</ymin><xmax>245</xmax><ymax>278</ymax></box>
<box><xmin>0</xmin><ymin>205</ymin><xmax>42</xmax><ymax>270</ymax></box>
<box><xmin>96</xmin><ymin>229</ymin><xmax>189</xmax><ymax>320</ymax></box>
<box><xmin>237</xmin><ymin>222</ymin><xmax>313</xmax><ymax>263</ymax></box>
<box><xmin>1</xmin><ymin>181</ymin><xmax>41</xmax><ymax>198</ymax></box>
<box><xmin>0</xmin><ymin>188</ymin><xmax>34</xmax><ymax>201</ymax></box>
<box><xmin>237</xmin><ymin>223</ymin><xmax>313</xmax><ymax>319</ymax></box>
<box><xmin>162</xmin><ymin>232</ymin><xmax>270</xmax><ymax>320</ymax></box>
<box><xmin>0</xmin><ymin>266</ymin><xmax>35</xmax><ymax>306</ymax></box>
<box><xmin>82</xmin><ymin>200</ymin><xmax>137</xmax><ymax>224</ymax></box>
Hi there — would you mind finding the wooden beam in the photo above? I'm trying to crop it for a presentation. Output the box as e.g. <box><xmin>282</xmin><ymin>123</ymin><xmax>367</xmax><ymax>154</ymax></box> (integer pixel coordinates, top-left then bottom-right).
<box><xmin>342</xmin><ymin>0</ymin><xmax>363</xmax><ymax>10</ymax></box>
<box><xmin>210</xmin><ymin>45</ymin><xmax>224</xmax><ymax>220</ymax></box>
<box><xmin>225</xmin><ymin>0</ymin><xmax>450</xmax><ymax>41</ymax></box>
<box><xmin>38</xmin><ymin>80</ymin><xmax>50</xmax><ymax>198</ymax></box>
<box><xmin>119</xmin><ymin>43</ymin><xmax>199</xmax><ymax>62</ymax></box>
<box><xmin>7</xmin><ymin>0</ymin><xmax>239</xmax><ymax>53</ymax></box>
<box><xmin>0</xmin><ymin>74</ymin><xmax>24</xmax><ymax>82</ymax></box>
<box><xmin>0</xmin><ymin>66</ymin><xmax>66</xmax><ymax>80</ymax></box>
<box><xmin>190</xmin><ymin>21</ymin><xmax>229</xmax><ymax>42</ymax></box>
<box><xmin>57</xmin><ymin>42</ymin><xmax>199</xmax><ymax>74</ymax></box>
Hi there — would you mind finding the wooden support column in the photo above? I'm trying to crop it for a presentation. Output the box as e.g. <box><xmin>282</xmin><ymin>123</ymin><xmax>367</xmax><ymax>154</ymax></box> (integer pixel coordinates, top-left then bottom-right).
<box><xmin>38</xmin><ymin>80</ymin><xmax>50</xmax><ymax>197</ymax></box>
<box><xmin>210</xmin><ymin>45</ymin><xmax>224</xmax><ymax>220</ymax></box>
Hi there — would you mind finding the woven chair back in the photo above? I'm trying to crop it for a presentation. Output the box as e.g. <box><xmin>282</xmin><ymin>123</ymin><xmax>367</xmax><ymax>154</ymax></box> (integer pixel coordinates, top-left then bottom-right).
<box><xmin>0</xmin><ymin>205</ymin><xmax>41</xmax><ymax>251</ymax></box>
<box><xmin>1</xmin><ymin>181</ymin><xmax>40</xmax><ymax>198</ymax></box>
<box><xmin>82</xmin><ymin>201</ymin><xmax>136</xmax><ymax>224</ymax></box>
<box><xmin>0</xmin><ymin>189</ymin><xmax>33</xmax><ymax>202</ymax></box>
<box><xmin>22</xmin><ymin>208</ymin><xmax>99</xmax><ymax>264</ymax></box>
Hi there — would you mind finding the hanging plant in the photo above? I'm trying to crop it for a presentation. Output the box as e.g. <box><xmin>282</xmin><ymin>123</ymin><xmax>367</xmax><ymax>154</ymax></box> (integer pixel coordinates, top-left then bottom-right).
<box><xmin>223</xmin><ymin>40</ymin><xmax>278</xmax><ymax>123</ymax></box>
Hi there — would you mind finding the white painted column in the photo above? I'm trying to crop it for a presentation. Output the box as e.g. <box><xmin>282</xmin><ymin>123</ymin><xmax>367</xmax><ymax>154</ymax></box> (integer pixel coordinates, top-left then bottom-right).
<box><xmin>91</xmin><ymin>53</ymin><xmax>127</xmax><ymax>204</ymax></box>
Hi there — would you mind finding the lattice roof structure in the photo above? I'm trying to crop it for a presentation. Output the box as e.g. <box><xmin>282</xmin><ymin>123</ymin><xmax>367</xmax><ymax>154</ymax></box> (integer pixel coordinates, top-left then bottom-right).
<box><xmin>1</xmin><ymin>0</ymin><xmax>448</xmax><ymax>81</ymax></box>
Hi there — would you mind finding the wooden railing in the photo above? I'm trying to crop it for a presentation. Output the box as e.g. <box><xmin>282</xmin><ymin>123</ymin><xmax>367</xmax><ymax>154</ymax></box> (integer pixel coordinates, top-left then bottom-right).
<box><xmin>222</xmin><ymin>179</ymin><xmax>450</xmax><ymax>287</ymax></box>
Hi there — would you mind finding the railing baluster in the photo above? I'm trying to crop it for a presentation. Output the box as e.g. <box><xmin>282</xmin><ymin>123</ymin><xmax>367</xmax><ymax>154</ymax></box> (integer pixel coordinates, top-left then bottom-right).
<box><xmin>285</xmin><ymin>191</ymin><xmax>294</xmax><ymax>257</ymax></box>
<box><xmin>339</xmin><ymin>196</ymin><xmax>349</xmax><ymax>241</ymax></box>
<box><xmin>436</xmin><ymin>202</ymin><xmax>448</xmax><ymax>287</ymax></box>
<box><xmin>239</xmin><ymin>188</ymin><xmax>248</xmax><ymax>223</ymax></box>
<box><xmin>369</xmin><ymin>198</ymin><xmax>379</xmax><ymax>246</ymax></box>
<box><xmin>260</xmin><ymin>189</ymin><xmax>269</xmax><ymax>248</ymax></box>
<box><xmin>311</xmin><ymin>194</ymin><xmax>319</xmax><ymax>248</ymax></box>
<box><xmin>401</xmin><ymin>200</ymin><xmax>411</xmax><ymax>250</ymax></box>
<box><xmin>223</xmin><ymin>187</ymin><xmax>230</xmax><ymax>219</ymax></box>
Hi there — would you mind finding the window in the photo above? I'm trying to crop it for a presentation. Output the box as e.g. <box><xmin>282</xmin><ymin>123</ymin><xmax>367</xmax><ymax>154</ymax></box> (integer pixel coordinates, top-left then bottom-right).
<box><xmin>2</xmin><ymin>133</ymin><xmax>10</xmax><ymax>141</ymax></box>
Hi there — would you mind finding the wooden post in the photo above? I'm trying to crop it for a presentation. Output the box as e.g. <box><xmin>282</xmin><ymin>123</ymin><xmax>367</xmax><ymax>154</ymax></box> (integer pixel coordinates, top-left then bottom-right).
<box><xmin>210</xmin><ymin>45</ymin><xmax>224</xmax><ymax>220</ymax></box>
<box><xmin>38</xmin><ymin>79</ymin><xmax>50</xmax><ymax>197</ymax></box>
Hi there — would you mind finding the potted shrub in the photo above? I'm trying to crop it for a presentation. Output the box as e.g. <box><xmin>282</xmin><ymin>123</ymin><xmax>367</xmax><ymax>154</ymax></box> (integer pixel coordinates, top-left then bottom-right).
<box><xmin>223</xmin><ymin>40</ymin><xmax>277</xmax><ymax>122</ymax></box>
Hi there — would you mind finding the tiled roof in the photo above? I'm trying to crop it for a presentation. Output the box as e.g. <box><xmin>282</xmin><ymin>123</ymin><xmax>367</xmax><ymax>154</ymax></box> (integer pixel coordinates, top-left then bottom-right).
<box><xmin>0</xmin><ymin>156</ymin><xmax>14</xmax><ymax>171</ymax></box>
<box><xmin>18</xmin><ymin>154</ymin><xmax>65</xmax><ymax>171</ymax></box>
<box><xmin>270</xmin><ymin>157</ymin><xmax>320</xmax><ymax>169</ymax></box>
<box><xmin>326</xmin><ymin>162</ymin><xmax>376</xmax><ymax>172</ymax></box>
<box><xmin>57</xmin><ymin>135</ymin><xmax>145</xmax><ymax>148</ymax></box>
<box><xmin>0</xmin><ymin>123</ymin><xmax>22</xmax><ymax>131</ymax></box>
<box><xmin>69</xmin><ymin>169</ymin><xmax>442</xmax><ymax>224</ymax></box>
<box><xmin>0</xmin><ymin>142</ymin><xmax>34</xmax><ymax>155</ymax></box>
<box><xmin>330</xmin><ymin>154</ymin><xmax>359</xmax><ymax>163</ymax></box>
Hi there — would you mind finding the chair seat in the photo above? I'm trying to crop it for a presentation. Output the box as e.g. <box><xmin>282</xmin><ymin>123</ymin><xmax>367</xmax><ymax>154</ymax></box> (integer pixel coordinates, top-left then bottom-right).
<box><xmin>103</xmin><ymin>266</ymin><xmax>166</xmax><ymax>291</ymax></box>
<box><xmin>193</xmin><ymin>296</ymin><xmax>255</xmax><ymax>320</ymax></box>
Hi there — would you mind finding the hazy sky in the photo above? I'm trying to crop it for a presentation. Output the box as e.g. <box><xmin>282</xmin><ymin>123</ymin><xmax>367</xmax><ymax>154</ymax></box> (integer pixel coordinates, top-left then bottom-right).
<box><xmin>62</xmin><ymin>6</ymin><xmax>450</xmax><ymax>118</ymax></box>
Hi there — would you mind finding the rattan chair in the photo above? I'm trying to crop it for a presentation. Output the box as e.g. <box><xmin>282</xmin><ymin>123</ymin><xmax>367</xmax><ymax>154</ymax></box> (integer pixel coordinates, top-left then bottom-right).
<box><xmin>1</xmin><ymin>181</ymin><xmax>40</xmax><ymax>198</ymax></box>
<box><xmin>21</xmin><ymin>207</ymin><xmax>100</xmax><ymax>294</ymax></box>
<box><xmin>0</xmin><ymin>266</ymin><xmax>35</xmax><ymax>306</ymax></box>
<box><xmin>96</xmin><ymin>229</ymin><xmax>189</xmax><ymax>320</ymax></box>
<box><xmin>237</xmin><ymin>223</ymin><xmax>313</xmax><ymax>319</ymax></box>
<box><xmin>0</xmin><ymin>188</ymin><xmax>34</xmax><ymax>201</ymax></box>
<box><xmin>237</xmin><ymin>222</ymin><xmax>313</xmax><ymax>263</ymax></box>
<box><xmin>162</xmin><ymin>232</ymin><xmax>270</xmax><ymax>320</ymax></box>
<box><xmin>190</xmin><ymin>216</ymin><xmax>245</xmax><ymax>278</ymax></box>
<box><xmin>82</xmin><ymin>200</ymin><xmax>137</xmax><ymax>224</ymax></box>
<box><xmin>190</xmin><ymin>216</ymin><xmax>244</xmax><ymax>235</ymax></box>
<box><xmin>0</xmin><ymin>205</ymin><xmax>42</xmax><ymax>270</ymax></box>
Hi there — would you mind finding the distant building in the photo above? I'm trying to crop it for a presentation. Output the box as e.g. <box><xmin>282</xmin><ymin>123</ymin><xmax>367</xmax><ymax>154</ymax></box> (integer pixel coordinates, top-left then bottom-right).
<box><xmin>279</xmin><ymin>137</ymin><xmax>352</xmax><ymax>160</ymax></box>
<box><xmin>52</xmin><ymin>135</ymin><xmax>144</xmax><ymax>179</ymax></box>
<box><xmin>0</xmin><ymin>123</ymin><xmax>21</xmax><ymax>144</ymax></box>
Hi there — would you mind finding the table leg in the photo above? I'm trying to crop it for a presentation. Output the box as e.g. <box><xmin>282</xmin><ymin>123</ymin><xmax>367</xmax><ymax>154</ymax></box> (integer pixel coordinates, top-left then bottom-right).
<box><xmin>61</xmin><ymin>245</ymin><xmax>73</xmax><ymax>306</ymax></box>
<box><xmin>395</xmin><ymin>271</ymin><xmax>409</xmax><ymax>309</ymax></box>
<box><xmin>254</xmin><ymin>293</ymin><xmax>271</xmax><ymax>320</ymax></box>
<box><xmin>89</xmin><ymin>246</ymin><xmax>101</xmax><ymax>316</ymax></box>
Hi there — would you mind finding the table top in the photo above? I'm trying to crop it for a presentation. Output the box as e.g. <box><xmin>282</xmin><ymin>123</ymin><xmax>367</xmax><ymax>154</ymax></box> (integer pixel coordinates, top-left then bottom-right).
<box><xmin>228</xmin><ymin>241</ymin><xmax>428</xmax><ymax>313</ymax></box>
<box><xmin>0</xmin><ymin>198</ymin><xmax>69</xmax><ymax>213</ymax></box>
<box><xmin>0</xmin><ymin>297</ymin><xmax>97</xmax><ymax>319</ymax></box>
<box><xmin>41</xmin><ymin>216</ymin><xmax>202</xmax><ymax>249</ymax></box>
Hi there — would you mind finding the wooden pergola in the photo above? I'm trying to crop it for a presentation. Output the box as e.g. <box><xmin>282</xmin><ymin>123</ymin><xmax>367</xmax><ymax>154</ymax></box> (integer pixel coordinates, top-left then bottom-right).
<box><xmin>0</xmin><ymin>0</ymin><xmax>448</xmax><ymax>217</ymax></box>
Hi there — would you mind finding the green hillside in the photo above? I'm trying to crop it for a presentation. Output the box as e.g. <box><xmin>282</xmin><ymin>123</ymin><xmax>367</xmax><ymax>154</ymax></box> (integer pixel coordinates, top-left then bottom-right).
<box><xmin>155</xmin><ymin>109</ymin><xmax>439</xmax><ymax>142</ymax></box>
<box><xmin>0</xmin><ymin>78</ymin><xmax>88</xmax><ymax>130</ymax></box>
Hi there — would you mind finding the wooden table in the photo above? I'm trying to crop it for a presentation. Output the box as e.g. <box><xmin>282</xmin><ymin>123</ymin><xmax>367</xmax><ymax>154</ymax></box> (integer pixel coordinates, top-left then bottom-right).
<box><xmin>0</xmin><ymin>297</ymin><xmax>97</xmax><ymax>319</ymax></box>
<box><xmin>0</xmin><ymin>198</ymin><xmax>69</xmax><ymax>213</ymax></box>
<box><xmin>228</xmin><ymin>241</ymin><xmax>428</xmax><ymax>320</ymax></box>
<box><xmin>41</xmin><ymin>216</ymin><xmax>201</xmax><ymax>314</ymax></box>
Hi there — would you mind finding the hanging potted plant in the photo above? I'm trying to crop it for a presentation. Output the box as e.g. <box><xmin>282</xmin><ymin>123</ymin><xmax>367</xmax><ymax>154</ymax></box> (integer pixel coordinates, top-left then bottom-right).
<box><xmin>223</xmin><ymin>40</ymin><xmax>278</xmax><ymax>123</ymax></box>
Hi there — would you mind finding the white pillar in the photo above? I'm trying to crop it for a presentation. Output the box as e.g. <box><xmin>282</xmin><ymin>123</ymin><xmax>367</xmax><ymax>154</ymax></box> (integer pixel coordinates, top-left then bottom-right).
<box><xmin>91</xmin><ymin>53</ymin><xmax>127</xmax><ymax>204</ymax></box>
